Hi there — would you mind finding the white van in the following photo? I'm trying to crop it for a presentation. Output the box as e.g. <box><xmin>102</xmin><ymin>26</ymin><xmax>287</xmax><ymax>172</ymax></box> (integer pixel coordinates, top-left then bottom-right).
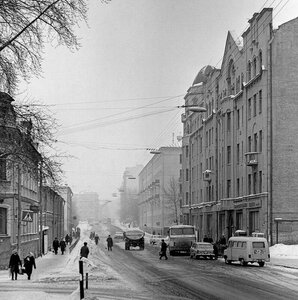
<box><xmin>223</xmin><ymin>236</ymin><xmax>270</xmax><ymax>267</ymax></box>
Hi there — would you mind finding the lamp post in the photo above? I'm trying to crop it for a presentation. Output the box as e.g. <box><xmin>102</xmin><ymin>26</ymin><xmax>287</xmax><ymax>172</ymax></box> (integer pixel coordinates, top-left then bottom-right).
<box><xmin>274</xmin><ymin>218</ymin><xmax>282</xmax><ymax>244</ymax></box>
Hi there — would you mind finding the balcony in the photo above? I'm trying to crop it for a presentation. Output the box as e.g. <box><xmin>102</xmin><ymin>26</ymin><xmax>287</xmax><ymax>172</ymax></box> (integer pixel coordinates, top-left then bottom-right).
<box><xmin>245</xmin><ymin>152</ymin><xmax>259</xmax><ymax>166</ymax></box>
<box><xmin>203</xmin><ymin>169</ymin><xmax>212</xmax><ymax>181</ymax></box>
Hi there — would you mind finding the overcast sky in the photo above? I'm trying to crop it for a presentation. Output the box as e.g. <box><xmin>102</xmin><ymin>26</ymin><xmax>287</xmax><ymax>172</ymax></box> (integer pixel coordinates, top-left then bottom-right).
<box><xmin>19</xmin><ymin>0</ymin><xmax>298</xmax><ymax>200</ymax></box>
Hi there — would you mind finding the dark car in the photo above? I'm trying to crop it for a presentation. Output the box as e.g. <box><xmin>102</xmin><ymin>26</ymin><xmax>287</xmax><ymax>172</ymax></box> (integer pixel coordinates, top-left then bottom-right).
<box><xmin>190</xmin><ymin>242</ymin><xmax>215</xmax><ymax>260</ymax></box>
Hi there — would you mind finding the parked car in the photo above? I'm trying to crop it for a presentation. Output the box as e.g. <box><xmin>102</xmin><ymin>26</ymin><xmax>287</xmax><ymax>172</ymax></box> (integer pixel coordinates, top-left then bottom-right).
<box><xmin>190</xmin><ymin>242</ymin><xmax>215</xmax><ymax>260</ymax></box>
<box><xmin>114</xmin><ymin>232</ymin><xmax>124</xmax><ymax>242</ymax></box>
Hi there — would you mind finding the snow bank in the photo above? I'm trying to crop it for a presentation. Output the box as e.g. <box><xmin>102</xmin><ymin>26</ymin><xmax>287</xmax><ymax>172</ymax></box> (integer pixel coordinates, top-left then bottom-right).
<box><xmin>270</xmin><ymin>244</ymin><xmax>298</xmax><ymax>258</ymax></box>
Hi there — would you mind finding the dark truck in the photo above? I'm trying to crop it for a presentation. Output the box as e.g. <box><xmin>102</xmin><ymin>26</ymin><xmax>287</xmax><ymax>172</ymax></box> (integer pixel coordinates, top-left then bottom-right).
<box><xmin>123</xmin><ymin>229</ymin><xmax>145</xmax><ymax>250</ymax></box>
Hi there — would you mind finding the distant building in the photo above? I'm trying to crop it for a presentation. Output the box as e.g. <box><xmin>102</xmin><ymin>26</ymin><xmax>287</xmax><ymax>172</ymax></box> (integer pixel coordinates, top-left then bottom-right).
<box><xmin>72</xmin><ymin>192</ymin><xmax>100</xmax><ymax>223</ymax></box>
<box><xmin>119</xmin><ymin>165</ymin><xmax>143</xmax><ymax>226</ymax></box>
<box><xmin>180</xmin><ymin>8</ymin><xmax>298</xmax><ymax>244</ymax></box>
<box><xmin>138</xmin><ymin>147</ymin><xmax>182</xmax><ymax>235</ymax></box>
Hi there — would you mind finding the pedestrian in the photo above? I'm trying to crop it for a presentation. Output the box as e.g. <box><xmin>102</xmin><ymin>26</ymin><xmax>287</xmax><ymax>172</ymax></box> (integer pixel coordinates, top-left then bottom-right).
<box><xmin>60</xmin><ymin>238</ymin><xmax>66</xmax><ymax>255</ymax></box>
<box><xmin>80</xmin><ymin>242</ymin><xmax>89</xmax><ymax>259</ymax></box>
<box><xmin>23</xmin><ymin>252</ymin><xmax>36</xmax><ymax>280</ymax></box>
<box><xmin>94</xmin><ymin>233</ymin><xmax>100</xmax><ymax>245</ymax></box>
<box><xmin>65</xmin><ymin>233</ymin><xmax>70</xmax><ymax>245</ymax></box>
<box><xmin>159</xmin><ymin>239</ymin><xmax>168</xmax><ymax>260</ymax></box>
<box><xmin>69</xmin><ymin>234</ymin><xmax>73</xmax><ymax>245</ymax></box>
<box><xmin>9</xmin><ymin>249</ymin><xmax>22</xmax><ymax>280</ymax></box>
<box><xmin>53</xmin><ymin>237</ymin><xmax>60</xmax><ymax>255</ymax></box>
<box><xmin>203</xmin><ymin>235</ymin><xmax>208</xmax><ymax>242</ymax></box>
<box><xmin>213</xmin><ymin>243</ymin><xmax>219</xmax><ymax>260</ymax></box>
<box><xmin>106</xmin><ymin>235</ymin><xmax>113</xmax><ymax>251</ymax></box>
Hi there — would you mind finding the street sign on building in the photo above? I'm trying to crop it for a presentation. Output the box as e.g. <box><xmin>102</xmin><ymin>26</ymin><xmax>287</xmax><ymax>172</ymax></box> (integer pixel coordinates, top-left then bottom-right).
<box><xmin>22</xmin><ymin>210</ymin><xmax>33</xmax><ymax>222</ymax></box>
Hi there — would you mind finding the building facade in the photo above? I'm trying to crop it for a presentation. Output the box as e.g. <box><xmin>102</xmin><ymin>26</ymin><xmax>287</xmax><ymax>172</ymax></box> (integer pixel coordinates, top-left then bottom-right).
<box><xmin>0</xmin><ymin>93</ymin><xmax>41</xmax><ymax>268</ymax></box>
<box><xmin>181</xmin><ymin>8</ymin><xmax>298</xmax><ymax>244</ymax></box>
<box><xmin>139</xmin><ymin>147</ymin><xmax>182</xmax><ymax>235</ymax></box>
<box><xmin>58</xmin><ymin>185</ymin><xmax>73</xmax><ymax>236</ymax></box>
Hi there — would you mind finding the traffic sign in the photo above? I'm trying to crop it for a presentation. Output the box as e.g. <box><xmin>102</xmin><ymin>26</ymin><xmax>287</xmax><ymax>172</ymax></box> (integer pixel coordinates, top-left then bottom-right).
<box><xmin>22</xmin><ymin>210</ymin><xmax>33</xmax><ymax>222</ymax></box>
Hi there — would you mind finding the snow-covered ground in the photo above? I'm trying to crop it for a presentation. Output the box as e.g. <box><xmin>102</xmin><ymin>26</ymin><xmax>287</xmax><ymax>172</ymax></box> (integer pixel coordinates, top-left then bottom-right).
<box><xmin>1</xmin><ymin>221</ymin><xmax>298</xmax><ymax>300</ymax></box>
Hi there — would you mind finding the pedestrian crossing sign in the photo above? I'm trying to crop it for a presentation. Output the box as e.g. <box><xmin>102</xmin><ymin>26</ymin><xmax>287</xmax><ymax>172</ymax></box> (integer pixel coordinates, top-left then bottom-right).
<box><xmin>22</xmin><ymin>210</ymin><xmax>33</xmax><ymax>222</ymax></box>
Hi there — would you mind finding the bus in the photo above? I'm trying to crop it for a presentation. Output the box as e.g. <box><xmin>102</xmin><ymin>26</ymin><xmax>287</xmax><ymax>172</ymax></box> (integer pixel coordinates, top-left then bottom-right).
<box><xmin>168</xmin><ymin>225</ymin><xmax>196</xmax><ymax>255</ymax></box>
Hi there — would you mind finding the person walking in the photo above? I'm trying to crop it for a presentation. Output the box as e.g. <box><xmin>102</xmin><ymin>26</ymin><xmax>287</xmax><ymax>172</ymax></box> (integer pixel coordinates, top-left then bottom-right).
<box><xmin>65</xmin><ymin>233</ymin><xmax>70</xmax><ymax>245</ymax></box>
<box><xmin>60</xmin><ymin>238</ymin><xmax>66</xmax><ymax>255</ymax></box>
<box><xmin>9</xmin><ymin>249</ymin><xmax>22</xmax><ymax>280</ymax></box>
<box><xmin>106</xmin><ymin>235</ymin><xmax>113</xmax><ymax>251</ymax></box>
<box><xmin>80</xmin><ymin>242</ymin><xmax>89</xmax><ymax>259</ymax></box>
<box><xmin>94</xmin><ymin>234</ymin><xmax>100</xmax><ymax>245</ymax></box>
<box><xmin>53</xmin><ymin>237</ymin><xmax>60</xmax><ymax>255</ymax></box>
<box><xmin>23</xmin><ymin>252</ymin><xmax>36</xmax><ymax>280</ymax></box>
<box><xmin>159</xmin><ymin>239</ymin><xmax>168</xmax><ymax>260</ymax></box>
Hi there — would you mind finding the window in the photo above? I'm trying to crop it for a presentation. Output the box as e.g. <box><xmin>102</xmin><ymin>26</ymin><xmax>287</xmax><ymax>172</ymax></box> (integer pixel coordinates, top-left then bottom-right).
<box><xmin>253</xmin><ymin>172</ymin><xmax>257</xmax><ymax>194</ymax></box>
<box><xmin>253</xmin><ymin>57</ymin><xmax>257</xmax><ymax>77</ymax></box>
<box><xmin>227</xmin><ymin>180</ymin><xmax>231</xmax><ymax>198</ymax></box>
<box><xmin>186</xmin><ymin>169</ymin><xmax>189</xmax><ymax>181</ymax></box>
<box><xmin>247</xmin><ymin>61</ymin><xmax>252</xmax><ymax>81</ymax></box>
<box><xmin>237</xmin><ymin>178</ymin><xmax>240</xmax><ymax>197</ymax></box>
<box><xmin>249</xmin><ymin>211</ymin><xmax>259</xmax><ymax>234</ymax></box>
<box><xmin>179</xmin><ymin>154</ymin><xmax>182</xmax><ymax>164</ymax></box>
<box><xmin>253</xmin><ymin>94</ymin><xmax>257</xmax><ymax>117</ymax></box>
<box><xmin>236</xmin><ymin>212</ymin><xmax>243</xmax><ymax>230</ymax></box>
<box><xmin>259</xmin><ymin>50</ymin><xmax>263</xmax><ymax>74</ymax></box>
<box><xmin>0</xmin><ymin>207</ymin><xmax>7</xmax><ymax>234</ymax></box>
<box><xmin>254</xmin><ymin>133</ymin><xmax>258</xmax><ymax>152</ymax></box>
<box><xmin>227</xmin><ymin>146</ymin><xmax>231</xmax><ymax>164</ymax></box>
<box><xmin>206</xmin><ymin>131</ymin><xmax>208</xmax><ymax>148</ymax></box>
<box><xmin>248</xmin><ymin>98</ymin><xmax>251</xmax><ymax>119</ymax></box>
<box><xmin>185</xmin><ymin>192</ymin><xmax>189</xmax><ymax>205</ymax></box>
<box><xmin>185</xmin><ymin>146</ymin><xmax>189</xmax><ymax>158</ymax></box>
<box><xmin>253</xmin><ymin>242</ymin><xmax>265</xmax><ymax>249</ymax></box>
<box><xmin>236</xmin><ymin>109</ymin><xmax>240</xmax><ymax>129</ymax></box>
<box><xmin>259</xmin><ymin>130</ymin><xmax>262</xmax><ymax>152</ymax></box>
<box><xmin>236</xmin><ymin>143</ymin><xmax>240</xmax><ymax>164</ymax></box>
<box><xmin>248</xmin><ymin>174</ymin><xmax>251</xmax><ymax>194</ymax></box>
<box><xmin>259</xmin><ymin>171</ymin><xmax>262</xmax><ymax>193</ymax></box>
<box><xmin>259</xmin><ymin>90</ymin><xmax>262</xmax><ymax>114</ymax></box>
<box><xmin>0</xmin><ymin>158</ymin><xmax>7</xmax><ymax>180</ymax></box>
<box><xmin>248</xmin><ymin>136</ymin><xmax>252</xmax><ymax>152</ymax></box>
<box><xmin>227</xmin><ymin>112</ymin><xmax>231</xmax><ymax>131</ymax></box>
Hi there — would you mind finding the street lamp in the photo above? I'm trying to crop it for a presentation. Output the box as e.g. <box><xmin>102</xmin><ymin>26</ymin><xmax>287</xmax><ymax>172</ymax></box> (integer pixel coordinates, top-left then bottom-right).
<box><xmin>177</xmin><ymin>105</ymin><xmax>207</xmax><ymax>113</ymax></box>
<box><xmin>274</xmin><ymin>218</ymin><xmax>282</xmax><ymax>244</ymax></box>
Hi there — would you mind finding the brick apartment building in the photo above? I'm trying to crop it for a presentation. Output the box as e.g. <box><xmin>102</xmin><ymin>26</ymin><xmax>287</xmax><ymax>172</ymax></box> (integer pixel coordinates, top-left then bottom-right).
<box><xmin>180</xmin><ymin>8</ymin><xmax>298</xmax><ymax>244</ymax></box>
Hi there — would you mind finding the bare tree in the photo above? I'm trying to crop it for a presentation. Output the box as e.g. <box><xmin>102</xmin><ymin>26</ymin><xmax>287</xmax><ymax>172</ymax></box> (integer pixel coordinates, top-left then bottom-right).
<box><xmin>0</xmin><ymin>92</ymin><xmax>64</xmax><ymax>187</ymax></box>
<box><xmin>163</xmin><ymin>177</ymin><xmax>180</xmax><ymax>225</ymax></box>
<box><xmin>0</xmin><ymin>0</ymin><xmax>110</xmax><ymax>93</ymax></box>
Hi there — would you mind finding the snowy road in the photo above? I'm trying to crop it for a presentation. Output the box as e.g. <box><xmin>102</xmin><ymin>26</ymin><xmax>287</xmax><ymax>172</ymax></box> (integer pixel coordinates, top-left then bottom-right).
<box><xmin>1</xmin><ymin>222</ymin><xmax>298</xmax><ymax>300</ymax></box>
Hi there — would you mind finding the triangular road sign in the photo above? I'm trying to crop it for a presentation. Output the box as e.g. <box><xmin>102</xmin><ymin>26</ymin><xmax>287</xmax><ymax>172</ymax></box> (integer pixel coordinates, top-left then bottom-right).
<box><xmin>22</xmin><ymin>211</ymin><xmax>33</xmax><ymax>222</ymax></box>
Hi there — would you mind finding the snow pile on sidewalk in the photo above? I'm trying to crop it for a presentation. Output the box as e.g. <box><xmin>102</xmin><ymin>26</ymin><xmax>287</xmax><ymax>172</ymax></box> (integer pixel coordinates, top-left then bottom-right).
<box><xmin>270</xmin><ymin>244</ymin><xmax>298</xmax><ymax>259</ymax></box>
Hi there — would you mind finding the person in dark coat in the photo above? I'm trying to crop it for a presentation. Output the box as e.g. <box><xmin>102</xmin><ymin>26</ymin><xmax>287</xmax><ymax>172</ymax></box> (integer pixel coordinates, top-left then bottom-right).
<box><xmin>60</xmin><ymin>238</ymin><xmax>66</xmax><ymax>255</ymax></box>
<box><xmin>106</xmin><ymin>235</ymin><xmax>113</xmax><ymax>251</ymax></box>
<box><xmin>94</xmin><ymin>234</ymin><xmax>100</xmax><ymax>245</ymax></box>
<box><xmin>9</xmin><ymin>249</ymin><xmax>22</xmax><ymax>280</ymax></box>
<box><xmin>203</xmin><ymin>235</ymin><xmax>208</xmax><ymax>242</ymax></box>
<box><xmin>65</xmin><ymin>234</ymin><xmax>70</xmax><ymax>245</ymax></box>
<box><xmin>23</xmin><ymin>252</ymin><xmax>36</xmax><ymax>280</ymax></box>
<box><xmin>80</xmin><ymin>242</ymin><xmax>89</xmax><ymax>258</ymax></box>
<box><xmin>53</xmin><ymin>237</ymin><xmax>60</xmax><ymax>255</ymax></box>
<box><xmin>159</xmin><ymin>239</ymin><xmax>168</xmax><ymax>260</ymax></box>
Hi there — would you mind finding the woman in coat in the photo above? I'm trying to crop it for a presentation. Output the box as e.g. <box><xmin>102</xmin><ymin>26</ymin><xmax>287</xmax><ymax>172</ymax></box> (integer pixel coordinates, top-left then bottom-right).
<box><xmin>9</xmin><ymin>249</ymin><xmax>22</xmax><ymax>280</ymax></box>
<box><xmin>24</xmin><ymin>252</ymin><xmax>36</xmax><ymax>280</ymax></box>
<box><xmin>60</xmin><ymin>238</ymin><xmax>66</xmax><ymax>255</ymax></box>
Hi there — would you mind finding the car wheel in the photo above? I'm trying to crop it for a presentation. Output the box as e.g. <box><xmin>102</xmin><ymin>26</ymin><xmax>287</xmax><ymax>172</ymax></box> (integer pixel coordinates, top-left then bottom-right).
<box><xmin>258</xmin><ymin>262</ymin><xmax>265</xmax><ymax>267</ymax></box>
<box><xmin>224</xmin><ymin>257</ymin><xmax>232</xmax><ymax>264</ymax></box>
<box><xmin>240</xmin><ymin>259</ymin><xmax>247</xmax><ymax>266</ymax></box>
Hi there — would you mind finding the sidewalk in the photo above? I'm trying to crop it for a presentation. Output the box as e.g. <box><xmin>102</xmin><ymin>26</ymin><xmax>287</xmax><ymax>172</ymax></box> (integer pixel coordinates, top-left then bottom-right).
<box><xmin>0</xmin><ymin>245</ymin><xmax>73</xmax><ymax>282</ymax></box>
<box><xmin>269</xmin><ymin>257</ymin><xmax>298</xmax><ymax>269</ymax></box>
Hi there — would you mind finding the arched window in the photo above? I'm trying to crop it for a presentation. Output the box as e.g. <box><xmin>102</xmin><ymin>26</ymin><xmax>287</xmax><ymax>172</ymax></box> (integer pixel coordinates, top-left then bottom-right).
<box><xmin>227</xmin><ymin>59</ymin><xmax>235</xmax><ymax>95</ymax></box>
<box><xmin>259</xmin><ymin>50</ymin><xmax>263</xmax><ymax>74</ymax></box>
<box><xmin>253</xmin><ymin>57</ymin><xmax>257</xmax><ymax>77</ymax></box>
<box><xmin>247</xmin><ymin>61</ymin><xmax>252</xmax><ymax>81</ymax></box>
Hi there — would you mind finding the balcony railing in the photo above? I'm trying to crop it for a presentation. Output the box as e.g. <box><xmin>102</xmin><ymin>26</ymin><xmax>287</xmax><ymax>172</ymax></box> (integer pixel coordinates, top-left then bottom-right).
<box><xmin>244</xmin><ymin>152</ymin><xmax>259</xmax><ymax>166</ymax></box>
